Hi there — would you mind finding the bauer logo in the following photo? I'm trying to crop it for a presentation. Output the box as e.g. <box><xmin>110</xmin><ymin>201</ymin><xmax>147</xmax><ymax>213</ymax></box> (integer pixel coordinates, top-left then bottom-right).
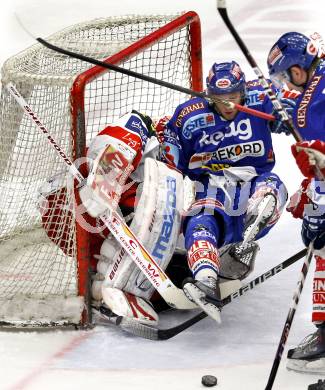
<box><xmin>216</xmin><ymin>78</ymin><xmax>231</xmax><ymax>88</ymax></box>
<box><xmin>246</xmin><ymin>90</ymin><xmax>264</xmax><ymax>106</ymax></box>
<box><xmin>182</xmin><ymin>113</ymin><xmax>215</xmax><ymax>139</ymax></box>
<box><xmin>152</xmin><ymin>177</ymin><xmax>176</xmax><ymax>260</ymax></box>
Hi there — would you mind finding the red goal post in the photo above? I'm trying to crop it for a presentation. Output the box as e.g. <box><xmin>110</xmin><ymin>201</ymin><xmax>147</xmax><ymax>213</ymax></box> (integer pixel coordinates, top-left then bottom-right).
<box><xmin>0</xmin><ymin>12</ymin><xmax>203</xmax><ymax>327</ymax></box>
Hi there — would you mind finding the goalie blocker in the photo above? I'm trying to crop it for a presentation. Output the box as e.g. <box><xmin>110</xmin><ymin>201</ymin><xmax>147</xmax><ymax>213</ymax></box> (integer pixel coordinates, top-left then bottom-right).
<box><xmin>39</xmin><ymin>111</ymin><xmax>184</xmax><ymax>327</ymax></box>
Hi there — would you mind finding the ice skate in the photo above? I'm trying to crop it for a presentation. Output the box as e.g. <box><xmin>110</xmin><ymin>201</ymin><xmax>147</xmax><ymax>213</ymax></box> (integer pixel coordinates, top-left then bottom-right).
<box><xmin>287</xmin><ymin>324</ymin><xmax>325</xmax><ymax>373</ymax></box>
<box><xmin>183</xmin><ymin>276</ymin><xmax>222</xmax><ymax>323</ymax></box>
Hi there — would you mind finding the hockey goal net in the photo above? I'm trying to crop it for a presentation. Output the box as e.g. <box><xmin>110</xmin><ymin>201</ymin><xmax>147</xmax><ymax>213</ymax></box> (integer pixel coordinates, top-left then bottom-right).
<box><xmin>0</xmin><ymin>12</ymin><xmax>202</xmax><ymax>327</ymax></box>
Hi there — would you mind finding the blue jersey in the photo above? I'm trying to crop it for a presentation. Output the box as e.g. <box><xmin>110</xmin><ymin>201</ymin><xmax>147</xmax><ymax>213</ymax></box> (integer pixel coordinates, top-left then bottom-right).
<box><xmin>292</xmin><ymin>59</ymin><xmax>325</xmax><ymax>141</ymax></box>
<box><xmin>164</xmin><ymin>81</ymin><xmax>276</xmax><ymax>181</ymax></box>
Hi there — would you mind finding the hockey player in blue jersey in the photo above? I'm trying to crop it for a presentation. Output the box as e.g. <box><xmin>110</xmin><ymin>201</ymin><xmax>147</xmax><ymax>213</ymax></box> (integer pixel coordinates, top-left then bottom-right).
<box><xmin>161</xmin><ymin>61</ymin><xmax>288</xmax><ymax>321</ymax></box>
<box><xmin>267</xmin><ymin>31</ymin><xmax>325</xmax><ymax>373</ymax></box>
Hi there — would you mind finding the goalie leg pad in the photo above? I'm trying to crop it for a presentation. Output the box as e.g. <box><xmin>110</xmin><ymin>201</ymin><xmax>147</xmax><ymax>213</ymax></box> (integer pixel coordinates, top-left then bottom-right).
<box><xmin>98</xmin><ymin>158</ymin><xmax>183</xmax><ymax>300</ymax></box>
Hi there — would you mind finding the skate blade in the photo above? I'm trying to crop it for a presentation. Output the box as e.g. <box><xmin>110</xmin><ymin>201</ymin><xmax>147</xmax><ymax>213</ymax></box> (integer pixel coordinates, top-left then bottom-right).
<box><xmin>183</xmin><ymin>282</ymin><xmax>221</xmax><ymax>323</ymax></box>
<box><xmin>287</xmin><ymin>357</ymin><xmax>325</xmax><ymax>374</ymax></box>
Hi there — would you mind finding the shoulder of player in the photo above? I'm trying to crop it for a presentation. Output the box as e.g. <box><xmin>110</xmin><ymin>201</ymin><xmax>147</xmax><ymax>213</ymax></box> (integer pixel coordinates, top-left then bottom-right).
<box><xmin>295</xmin><ymin>72</ymin><xmax>325</xmax><ymax>130</ymax></box>
<box><xmin>170</xmin><ymin>97</ymin><xmax>209</xmax><ymax>127</ymax></box>
<box><xmin>303</xmin><ymin>61</ymin><xmax>325</xmax><ymax>98</ymax></box>
<box><xmin>299</xmin><ymin>69</ymin><xmax>325</xmax><ymax>105</ymax></box>
<box><xmin>245</xmin><ymin>79</ymin><xmax>269</xmax><ymax>108</ymax></box>
<box><xmin>312</xmin><ymin>63</ymin><xmax>325</xmax><ymax>92</ymax></box>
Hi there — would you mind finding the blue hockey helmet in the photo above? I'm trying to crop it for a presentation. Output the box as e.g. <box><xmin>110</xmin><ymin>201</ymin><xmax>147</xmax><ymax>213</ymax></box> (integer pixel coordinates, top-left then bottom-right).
<box><xmin>267</xmin><ymin>32</ymin><xmax>318</xmax><ymax>86</ymax></box>
<box><xmin>206</xmin><ymin>61</ymin><xmax>246</xmax><ymax>96</ymax></box>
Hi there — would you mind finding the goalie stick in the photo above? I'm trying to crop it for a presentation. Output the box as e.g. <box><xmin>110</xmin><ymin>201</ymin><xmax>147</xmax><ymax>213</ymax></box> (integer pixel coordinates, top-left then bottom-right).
<box><xmin>93</xmin><ymin>248</ymin><xmax>307</xmax><ymax>340</ymax></box>
<box><xmin>7</xmin><ymin>82</ymin><xmax>197</xmax><ymax>311</ymax></box>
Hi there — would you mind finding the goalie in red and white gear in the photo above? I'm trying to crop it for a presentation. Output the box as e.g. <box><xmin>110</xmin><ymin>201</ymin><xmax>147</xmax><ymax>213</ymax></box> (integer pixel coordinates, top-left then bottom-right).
<box><xmin>39</xmin><ymin>110</ymin><xmax>184</xmax><ymax>327</ymax></box>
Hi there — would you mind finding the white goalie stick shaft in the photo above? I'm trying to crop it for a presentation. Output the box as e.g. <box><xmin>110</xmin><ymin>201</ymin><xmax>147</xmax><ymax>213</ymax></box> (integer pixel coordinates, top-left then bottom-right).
<box><xmin>7</xmin><ymin>82</ymin><xmax>196</xmax><ymax>310</ymax></box>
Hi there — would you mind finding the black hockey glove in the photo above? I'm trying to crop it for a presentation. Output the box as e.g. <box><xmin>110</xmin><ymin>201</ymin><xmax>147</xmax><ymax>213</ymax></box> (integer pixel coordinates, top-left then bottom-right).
<box><xmin>301</xmin><ymin>212</ymin><xmax>325</xmax><ymax>250</ymax></box>
<box><xmin>268</xmin><ymin>98</ymin><xmax>296</xmax><ymax>135</ymax></box>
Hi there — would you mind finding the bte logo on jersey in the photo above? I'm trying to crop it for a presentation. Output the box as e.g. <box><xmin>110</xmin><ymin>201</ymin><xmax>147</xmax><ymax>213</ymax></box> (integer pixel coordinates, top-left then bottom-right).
<box><xmin>182</xmin><ymin>113</ymin><xmax>216</xmax><ymax>139</ymax></box>
<box><xmin>246</xmin><ymin>90</ymin><xmax>265</xmax><ymax>106</ymax></box>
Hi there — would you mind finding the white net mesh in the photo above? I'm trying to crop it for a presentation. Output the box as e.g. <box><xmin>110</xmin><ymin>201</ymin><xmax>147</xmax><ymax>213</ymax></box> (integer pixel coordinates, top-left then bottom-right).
<box><xmin>0</xmin><ymin>14</ymin><xmax>200</xmax><ymax>326</ymax></box>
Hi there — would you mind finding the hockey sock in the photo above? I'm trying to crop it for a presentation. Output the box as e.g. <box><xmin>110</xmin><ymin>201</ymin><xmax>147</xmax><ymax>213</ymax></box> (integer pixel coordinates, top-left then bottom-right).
<box><xmin>184</xmin><ymin>215</ymin><xmax>220</xmax><ymax>281</ymax></box>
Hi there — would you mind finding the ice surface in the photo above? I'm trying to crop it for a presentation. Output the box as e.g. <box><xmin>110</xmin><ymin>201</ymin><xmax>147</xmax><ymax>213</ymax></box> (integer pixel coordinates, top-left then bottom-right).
<box><xmin>1</xmin><ymin>0</ymin><xmax>325</xmax><ymax>389</ymax></box>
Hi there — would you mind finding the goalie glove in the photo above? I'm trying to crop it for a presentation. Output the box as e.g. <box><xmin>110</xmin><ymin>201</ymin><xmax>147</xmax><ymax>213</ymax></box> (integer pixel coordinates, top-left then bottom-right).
<box><xmin>80</xmin><ymin>111</ymin><xmax>153</xmax><ymax>217</ymax></box>
<box><xmin>80</xmin><ymin>140</ymin><xmax>136</xmax><ymax>217</ymax></box>
<box><xmin>291</xmin><ymin>140</ymin><xmax>325</xmax><ymax>178</ymax></box>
